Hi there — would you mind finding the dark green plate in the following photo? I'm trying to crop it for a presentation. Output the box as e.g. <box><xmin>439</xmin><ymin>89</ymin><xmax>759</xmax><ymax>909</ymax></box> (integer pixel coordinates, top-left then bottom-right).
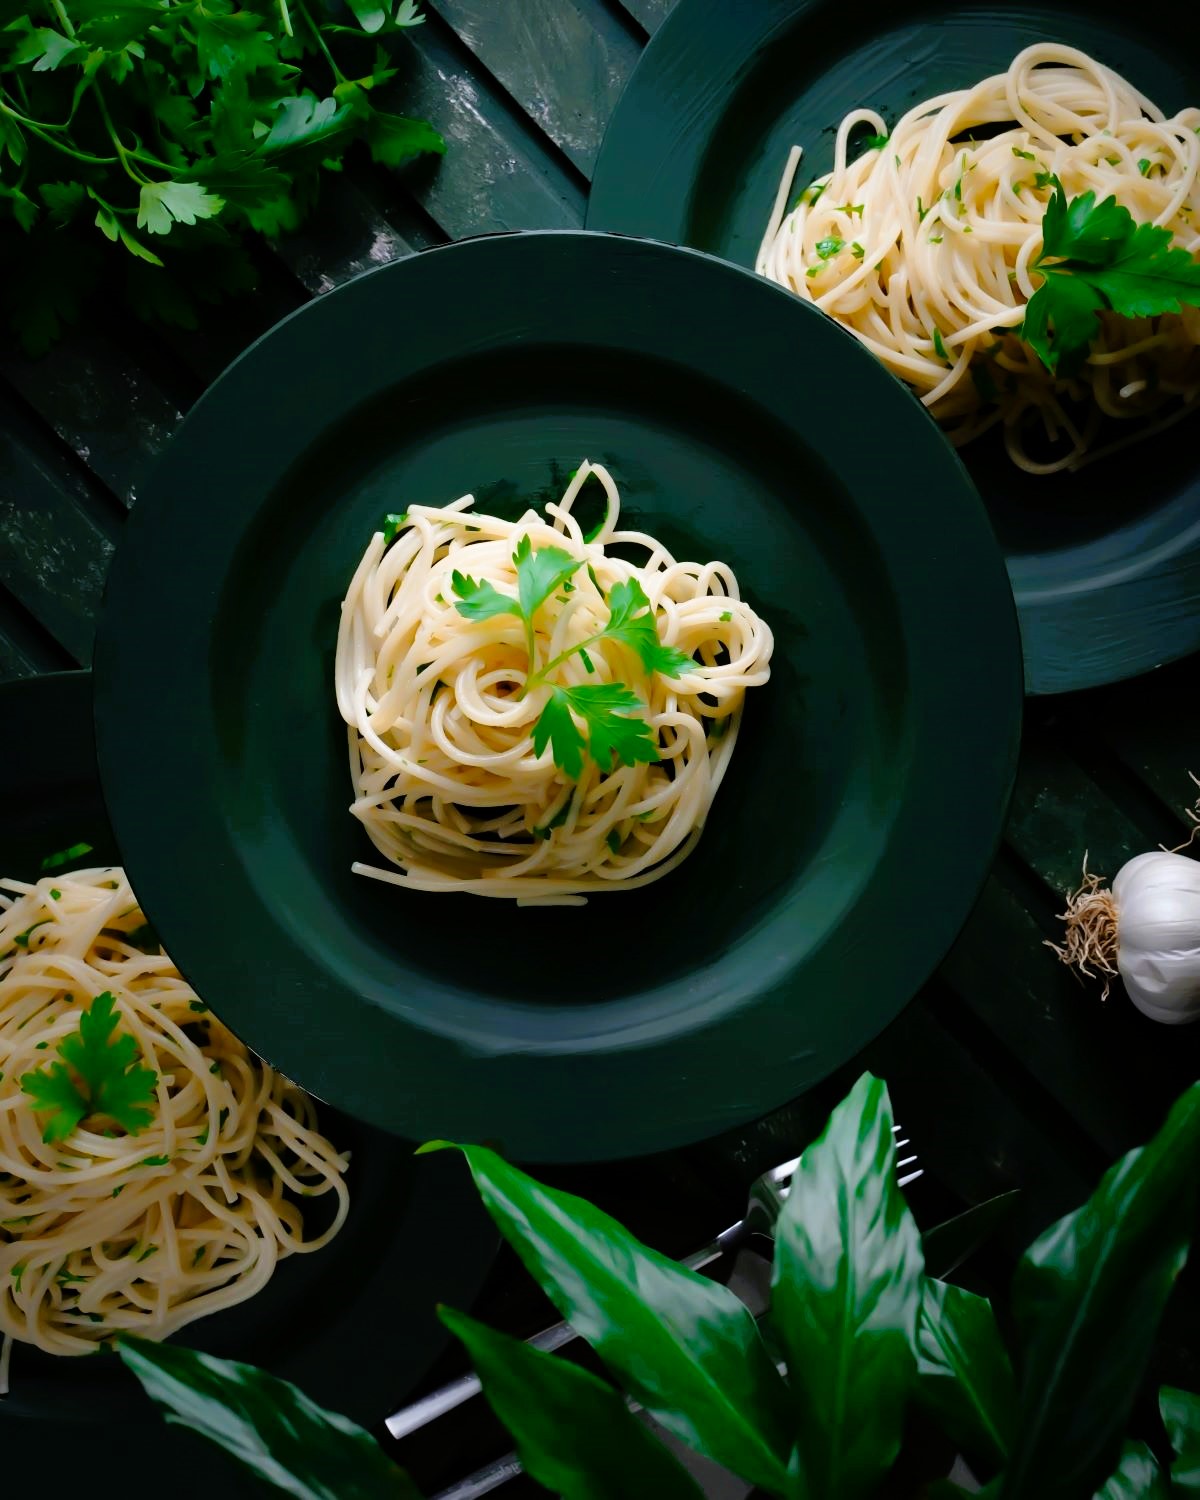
<box><xmin>2</xmin><ymin>674</ymin><xmax>496</xmax><ymax>1492</ymax></box>
<box><xmin>587</xmin><ymin>0</ymin><xmax>1200</xmax><ymax>695</ymax></box>
<box><xmin>93</xmin><ymin>231</ymin><xmax>1021</xmax><ymax>1162</ymax></box>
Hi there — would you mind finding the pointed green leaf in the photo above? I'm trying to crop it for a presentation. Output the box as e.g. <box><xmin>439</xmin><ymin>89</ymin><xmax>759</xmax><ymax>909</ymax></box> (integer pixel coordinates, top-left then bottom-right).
<box><xmin>430</xmin><ymin>1143</ymin><xmax>792</xmax><ymax>1492</ymax></box>
<box><xmin>119</xmin><ymin>1337</ymin><xmax>420</xmax><ymax>1498</ymax></box>
<box><xmin>916</xmin><ymin>1279</ymin><xmax>1016</xmax><ymax>1471</ymax></box>
<box><xmin>922</xmin><ymin>1190</ymin><xmax>1020</xmax><ymax>1279</ymax></box>
<box><xmin>1161</xmin><ymin>1386</ymin><xmax>1200</xmax><ymax>1491</ymax></box>
<box><xmin>999</xmin><ymin>1083</ymin><xmax>1200</xmax><ymax>1500</ymax></box>
<box><xmin>440</xmin><ymin>1308</ymin><xmax>703</xmax><ymax>1500</ymax></box>
<box><xmin>1093</xmin><ymin>1441</ymin><xmax>1168</xmax><ymax>1499</ymax></box>
<box><xmin>769</xmin><ymin>1072</ymin><xmax>923</xmax><ymax>1500</ymax></box>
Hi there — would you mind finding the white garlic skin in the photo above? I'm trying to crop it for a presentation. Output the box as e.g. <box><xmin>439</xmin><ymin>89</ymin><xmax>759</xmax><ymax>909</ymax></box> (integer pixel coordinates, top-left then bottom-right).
<box><xmin>1113</xmin><ymin>851</ymin><xmax>1200</xmax><ymax>1025</ymax></box>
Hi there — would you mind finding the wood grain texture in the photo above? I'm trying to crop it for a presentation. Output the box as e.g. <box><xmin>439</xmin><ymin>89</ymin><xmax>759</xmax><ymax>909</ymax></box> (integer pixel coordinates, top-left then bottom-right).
<box><xmin>386</xmin><ymin>20</ymin><xmax>587</xmax><ymax>237</ymax></box>
<box><xmin>617</xmin><ymin>0</ymin><xmax>678</xmax><ymax>34</ymax></box>
<box><xmin>0</xmin><ymin>391</ymin><xmax>118</xmax><ymax>663</ymax></box>
<box><xmin>431</xmin><ymin>0</ymin><xmax>641</xmax><ymax>174</ymax></box>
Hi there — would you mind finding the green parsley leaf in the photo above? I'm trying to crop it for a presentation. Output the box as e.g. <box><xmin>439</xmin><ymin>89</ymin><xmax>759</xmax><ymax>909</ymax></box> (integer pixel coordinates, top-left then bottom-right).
<box><xmin>513</xmin><ymin>534</ymin><xmax>582</xmax><ymax>621</ymax></box>
<box><xmin>815</xmin><ymin>236</ymin><xmax>844</xmax><ymax>259</ymax></box>
<box><xmin>605</xmin><ymin>829</ymin><xmax>622</xmax><ymax>855</ymax></box>
<box><xmin>366</xmin><ymin>111</ymin><xmax>445</xmax><ymax>169</ymax></box>
<box><xmin>532</xmin><ymin>685</ymin><xmax>658</xmax><ymax>780</ymax></box>
<box><xmin>598</xmin><ymin>579</ymin><xmax>695</xmax><ymax>679</ymax></box>
<box><xmin>137</xmin><ymin>181</ymin><xmax>225</xmax><ymax>237</ymax></box>
<box><xmin>140</xmin><ymin>1155</ymin><xmax>170</xmax><ymax>1168</ymax></box>
<box><xmin>382</xmin><ymin>512</ymin><xmax>408</xmax><ymax>543</ymax></box>
<box><xmin>932</xmin><ymin>327</ymin><xmax>949</xmax><ymax>362</ymax></box>
<box><xmin>40</xmin><ymin>842</ymin><xmax>93</xmax><ymax>872</ymax></box>
<box><xmin>20</xmin><ymin>992</ymin><xmax>157</xmax><ymax>1143</ymax></box>
<box><xmin>862</xmin><ymin>133</ymin><xmax>889</xmax><ymax>151</ymax></box>
<box><xmin>1021</xmin><ymin>182</ymin><xmax>1200</xmax><ymax>370</ymax></box>
<box><xmin>1138</xmin><ymin>158</ymin><xmax>1153</xmax><ymax>177</ymax></box>
<box><xmin>451</xmin><ymin>573</ymin><xmax>520</xmax><ymax>623</ymax></box>
<box><xmin>1034</xmin><ymin>171</ymin><xmax>1055</xmax><ymax>190</ymax></box>
<box><xmin>1012</xmin><ymin>146</ymin><xmax>1036</xmax><ymax>161</ymax></box>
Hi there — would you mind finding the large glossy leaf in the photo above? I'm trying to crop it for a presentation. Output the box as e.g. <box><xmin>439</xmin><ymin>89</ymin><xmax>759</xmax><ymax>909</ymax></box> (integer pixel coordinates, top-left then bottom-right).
<box><xmin>440</xmin><ymin>1306</ymin><xmax>704</xmax><ymax>1500</ymax></box>
<box><xmin>422</xmin><ymin>1143</ymin><xmax>791</xmax><ymax>1493</ymax></box>
<box><xmin>1000</xmin><ymin>1082</ymin><xmax>1200</xmax><ymax>1500</ymax></box>
<box><xmin>1161</xmin><ymin>1386</ymin><xmax>1200</xmax><ymax>1490</ymax></box>
<box><xmin>768</xmin><ymin>1072</ymin><xmax>923</xmax><ymax>1500</ymax></box>
<box><xmin>923</xmin><ymin>1190</ymin><xmax>1021</xmax><ymax>1279</ymax></box>
<box><xmin>1093</xmin><ymin>1441</ymin><xmax>1168</xmax><ymax>1499</ymax></box>
<box><xmin>916</xmin><ymin>1278</ymin><xmax>1016</xmax><ymax>1472</ymax></box>
<box><xmin>119</xmin><ymin>1337</ymin><xmax>418</xmax><ymax>1499</ymax></box>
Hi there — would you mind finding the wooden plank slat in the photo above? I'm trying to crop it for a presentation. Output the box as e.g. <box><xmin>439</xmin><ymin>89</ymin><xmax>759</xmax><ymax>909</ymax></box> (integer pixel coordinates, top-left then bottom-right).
<box><xmin>1004</xmin><ymin>731</ymin><xmax>1160</xmax><ymax>897</ymax></box>
<box><xmin>388</xmin><ymin>21</ymin><xmax>587</xmax><ymax>237</ymax></box>
<box><xmin>616</xmin><ymin>0</ymin><xmax>677</xmax><ymax>35</ymax></box>
<box><xmin>939</xmin><ymin>874</ymin><xmax>1196</xmax><ymax>1165</ymax></box>
<box><xmin>0</xmin><ymin>441</ymin><xmax>114</xmax><ymax>666</ymax></box>
<box><xmin>0</xmin><ymin>586</ymin><xmax>77</xmax><ymax>684</ymax></box>
<box><xmin>1</xmin><ymin>337</ymin><xmax>186</xmax><ymax>508</ymax></box>
<box><xmin>430</xmin><ymin>0</ymin><xmax>641</xmax><ymax>176</ymax></box>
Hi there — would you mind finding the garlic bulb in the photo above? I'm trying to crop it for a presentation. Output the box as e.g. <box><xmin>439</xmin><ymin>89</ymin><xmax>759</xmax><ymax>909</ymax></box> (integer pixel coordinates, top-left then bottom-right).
<box><xmin>1052</xmin><ymin>851</ymin><xmax>1200</xmax><ymax>1024</ymax></box>
<box><xmin>1112</xmin><ymin>853</ymin><xmax>1200</xmax><ymax>1024</ymax></box>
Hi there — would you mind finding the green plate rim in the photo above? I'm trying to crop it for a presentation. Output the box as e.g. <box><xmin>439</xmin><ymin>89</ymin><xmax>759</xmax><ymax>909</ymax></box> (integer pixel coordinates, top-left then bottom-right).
<box><xmin>92</xmin><ymin>229</ymin><xmax>1022</xmax><ymax>1161</ymax></box>
<box><xmin>585</xmin><ymin>0</ymin><xmax>1200</xmax><ymax>695</ymax></box>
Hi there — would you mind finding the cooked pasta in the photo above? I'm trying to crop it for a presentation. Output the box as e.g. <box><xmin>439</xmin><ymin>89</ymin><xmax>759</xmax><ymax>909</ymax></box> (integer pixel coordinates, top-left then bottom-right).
<box><xmin>0</xmin><ymin>868</ymin><xmax>348</xmax><ymax>1389</ymax></box>
<box><xmin>335</xmin><ymin>461</ymin><xmax>773</xmax><ymax>904</ymax></box>
<box><xmin>756</xmin><ymin>43</ymin><xmax>1200</xmax><ymax>471</ymax></box>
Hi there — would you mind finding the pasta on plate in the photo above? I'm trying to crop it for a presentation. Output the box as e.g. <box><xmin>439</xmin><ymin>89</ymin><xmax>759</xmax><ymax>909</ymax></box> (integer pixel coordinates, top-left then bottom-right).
<box><xmin>0</xmin><ymin>866</ymin><xmax>348</xmax><ymax>1389</ymax></box>
<box><xmin>757</xmin><ymin>43</ymin><xmax>1200</xmax><ymax>471</ymax></box>
<box><xmin>336</xmin><ymin>461</ymin><xmax>774</xmax><ymax>904</ymax></box>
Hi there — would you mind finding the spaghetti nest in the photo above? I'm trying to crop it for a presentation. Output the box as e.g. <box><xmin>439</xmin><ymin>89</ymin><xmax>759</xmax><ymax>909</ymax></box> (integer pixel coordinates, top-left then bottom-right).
<box><xmin>0</xmin><ymin>868</ymin><xmax>348</xmax><ymax>1383</ymax></box>
<box><xmin>336</xmin><ymin>461</ymin><xmax>773</xmax><ymax>903</ymax></box>
<box><xmin>757</xmin><ymin>42</ymin><xmax>1200</xmax><ymax>471</ymax></box>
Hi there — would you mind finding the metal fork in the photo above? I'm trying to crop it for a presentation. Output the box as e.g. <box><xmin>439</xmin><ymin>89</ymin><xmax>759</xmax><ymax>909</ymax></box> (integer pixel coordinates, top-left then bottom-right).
<box><xmin>387</xmin><ymin>1125</ymin><xmax>921</xmax><ymax>1443</ymax></box>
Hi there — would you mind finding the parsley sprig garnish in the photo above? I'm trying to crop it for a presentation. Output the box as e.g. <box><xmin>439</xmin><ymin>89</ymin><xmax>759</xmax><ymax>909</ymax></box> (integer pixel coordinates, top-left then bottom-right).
<box><xmin>1021</xmin><ymin>178</ymin><xmax>1200</xmax><ymax>372</ymax></box>
<box><xmin>450</xmin><ymin>537</ymin><xmax>695</xmax><ymax>780</ymax></box>
<box><xmin>20</xmin><ymin>992</ymin><xmax>158</xmax><ymax>1143</ymax></box>
<box><xmin>0</xmin><ymin>0</ymin><xmax>444</xmax><ymax>353</ymax></box>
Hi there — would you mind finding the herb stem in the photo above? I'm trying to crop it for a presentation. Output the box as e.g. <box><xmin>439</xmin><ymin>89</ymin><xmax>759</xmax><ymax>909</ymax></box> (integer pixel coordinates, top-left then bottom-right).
<box><xmin>90</xmin><ymin>82</ymin><xmax>149</xmax><ymax>184</ymax></box>
<box><xmin>524</xmin><ymin>631</ymin><xmax>607</xmax><ymax>696</ymax></box>
<box><xmin>278</xmin><ymin>0</ymin><xmax>295</xmax><ymax>37</ymax></box>
<box><xmin>50</xmin><ymin>0</ymin><xmax>77</xmax><ymax>37</ymax></box>
<box><xmin>297</xmin><ymin>0</ymin><xmax>345</xmax><ymax>83</ymax></box>
<box><xmin>0</xmin><ymin>99</ymin><xmax>117</xmax><ymax>164</ymax></box>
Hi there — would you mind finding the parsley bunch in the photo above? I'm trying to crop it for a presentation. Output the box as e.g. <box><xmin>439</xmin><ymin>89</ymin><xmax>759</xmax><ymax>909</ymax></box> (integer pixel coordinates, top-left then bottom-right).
<box><xmin>449</xmin><ymin>534</ymin><xmax>695</xmax><ymax>780</ymax></box>
<box><xmin>0</xmin><ymin>0</ymin><xmax>444</xmax><ymax>352</ymax></box>
<box><xmin>1022</xmin><ymin>179</ymin><xmax>1200</xmax><ymax>371</ymax></box>
<box><xmin>20</xmin><ymin>990</ymin><xmax>158</xmax><ymax>1142</ymax></box>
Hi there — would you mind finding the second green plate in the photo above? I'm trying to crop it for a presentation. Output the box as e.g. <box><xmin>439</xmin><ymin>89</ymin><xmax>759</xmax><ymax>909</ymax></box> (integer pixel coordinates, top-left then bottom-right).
<box><xmin>587</xmin><ymin>0</ymin><xmax>1200</xmax><ymax>694</ymax></box>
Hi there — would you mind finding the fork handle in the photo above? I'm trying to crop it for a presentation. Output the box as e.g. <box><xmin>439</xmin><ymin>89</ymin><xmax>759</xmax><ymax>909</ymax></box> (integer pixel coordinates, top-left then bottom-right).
<box><xmin>385</xmin><ymin>1232</ymin><xmax>735</xmax><ymax>1441</ymax></box>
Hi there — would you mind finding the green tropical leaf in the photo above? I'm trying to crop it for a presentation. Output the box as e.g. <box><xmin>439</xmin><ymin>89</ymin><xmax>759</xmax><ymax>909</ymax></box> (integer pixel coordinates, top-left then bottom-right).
<box><xmin>769</xmin><ymin>1072</ymin><xmax>923</xmax><ymax>1500</ymax></box>
<box><xmin>423</xmin><ymin>1142</ymin><xmax>792</xmax><ymax>1493</ymax></box>
<box><xmin>1160</xmin><ymin>1386</ymin><xmax>1200</xmax><ymax>1491</ymax></box>
<box><xmin>119</xmin><ymin>1336</ymin><xmax>420</xmax><ymax>1498</ymax></box>
<box><xmin>999</xmin><ymin>1082</ymin><xmax>1200</xmax><ymax>1500</ymax></box>
<box><xmin>922</xmin><ymin>1190</ymin><xmax>1020</xmax><ymax>1279</ymax></box>
<box><xmin>916</xmin><ymin>1279</ymin><xmax>1016</xmax><ymax>1471</ymax></box>
<box><xmin>1093</xmin><ymin>1441</ymin><xmax>1168</xmax><ymax>1499</ymax></box>
<box><xmin>440</xmin><ymin>1307</ymin><xmax>703</xmax><ymax>1500</ymax></box>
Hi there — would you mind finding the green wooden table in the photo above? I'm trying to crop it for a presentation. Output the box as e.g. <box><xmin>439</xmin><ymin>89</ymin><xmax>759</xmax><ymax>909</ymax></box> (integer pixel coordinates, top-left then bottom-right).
<box><xmin>3</xmin><ymin>1</ymin><xmax>1199</xmax><ymax>1491</ymax></box>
